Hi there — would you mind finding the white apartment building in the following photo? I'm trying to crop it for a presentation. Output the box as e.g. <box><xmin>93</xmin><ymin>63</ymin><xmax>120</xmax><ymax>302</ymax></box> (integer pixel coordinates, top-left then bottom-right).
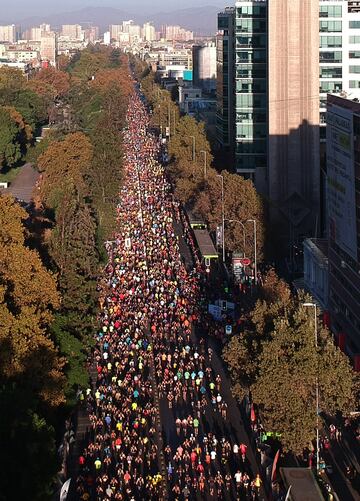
<box><xmin>110</xmin><ymin>25</ymin><xmax>123</xmax><ymax>42</ymax></box>
<box><xmin>142</xmin><ymin>23</ymin><xmax>156</xmax><ymax>42</ymax></box>
<box><xmin>320</xmin><ymin>0</ymin><xmax>360</xmax><ymax>138</ymax></box>
<box><xmin>0</xmin><ymin>25</ymin><xmax>16</xmax><ymax>43</ymax></box>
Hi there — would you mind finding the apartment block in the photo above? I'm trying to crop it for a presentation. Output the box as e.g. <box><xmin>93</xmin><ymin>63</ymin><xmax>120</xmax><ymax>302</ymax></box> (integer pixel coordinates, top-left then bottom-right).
<box><xmin>0</xmin><ymin>25</ymin><xmax>16</xmax><ymax>43</ymax></box>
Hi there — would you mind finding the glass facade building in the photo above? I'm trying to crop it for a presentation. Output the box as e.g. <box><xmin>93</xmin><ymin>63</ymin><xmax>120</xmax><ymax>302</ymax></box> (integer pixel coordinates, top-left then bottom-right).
<box><xmin>234</xmin><ymin>1</ymin><xmax>267</xmax><ymax>175</ymax></box>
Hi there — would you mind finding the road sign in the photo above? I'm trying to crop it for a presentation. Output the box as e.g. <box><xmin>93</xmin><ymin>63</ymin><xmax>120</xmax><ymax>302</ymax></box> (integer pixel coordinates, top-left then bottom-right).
<box><xmin>225</xmin><ymin>325</ymin><xmax>232</xmax><ymax>336</ymax></box>
<box><xmin>239</xmin><ymin>258</ymin><xmax>251</xmax><ymax>266</ymax></box>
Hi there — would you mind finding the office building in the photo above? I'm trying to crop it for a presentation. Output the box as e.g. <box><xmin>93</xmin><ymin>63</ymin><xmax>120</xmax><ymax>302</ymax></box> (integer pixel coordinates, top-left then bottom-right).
<box><xmin>217</xmin><ymin>1</ymin><xmax>320</xmax><ymax>243</ymax></box>
<box><xmin>326</xmin><ymin>94</ymin><xmax>360</xmax><ymax>363</ymax></box>
<box><xmin>192</xmin><ymin>43</ymin><xmax>217</xmax><ymax>93</ymax></box>
<box><xmin>0</xmin><ymin>25</ymin><xmax>16</xmax><ymax>43</ymax></box>
<box><xmin>216</xmin><ymin>7</ymin><xmax>235</xmax><ymax>154</ymax></box>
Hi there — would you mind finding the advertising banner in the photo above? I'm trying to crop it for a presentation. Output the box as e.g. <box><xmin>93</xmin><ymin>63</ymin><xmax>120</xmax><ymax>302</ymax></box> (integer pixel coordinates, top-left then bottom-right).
<box><xmin>327</xmin><ymin>105</ymin><xmax>357</xmax><ymax>260</ymax></box>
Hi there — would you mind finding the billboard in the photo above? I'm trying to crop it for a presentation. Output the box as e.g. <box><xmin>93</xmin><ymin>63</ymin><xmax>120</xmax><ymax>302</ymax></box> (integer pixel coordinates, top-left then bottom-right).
<box><xmin>326</xmin><ymin>104</ymin><xmax>357</xmax><ymax>261</ymax></box>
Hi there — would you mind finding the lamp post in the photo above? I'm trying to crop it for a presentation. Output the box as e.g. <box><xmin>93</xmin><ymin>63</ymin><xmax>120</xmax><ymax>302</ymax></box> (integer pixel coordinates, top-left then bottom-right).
<box><xmin>168</xmin><ymin>103</ymin><xmax>171</xmax><ymax>139</ymax></box>
<box><xmin>217</xmin><ymin>174</ymin><xmax>225</xmax><ymax>263</ymax></box>
<box><xmin>246</xmin><ymin>219</ymin><xmax>257</xmax><ymax>285</ymax></box>
<box><xmin>302</xmin><ymin>302</ymin><xmax>320</xmax><ymax>473</ymax></box>
<box><xmin>189</xmin><ymin>135</ymin><xmax>196</xmax><ymax>162</ymax></box>
<box><xmin>200</xmin><ymin>150</ymin><xmax>207</xmax><ymax>179</ymax></box>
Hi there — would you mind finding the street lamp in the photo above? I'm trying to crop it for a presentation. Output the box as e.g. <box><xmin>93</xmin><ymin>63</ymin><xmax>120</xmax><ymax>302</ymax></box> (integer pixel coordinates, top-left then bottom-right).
<box><xmin>302</xmin><ymin>302</ymin><xmax>320</xmax><ymax>473</ymax></box>
<box><xmin>200</xmin><ymin>150</ymin><xmax>207</xmax><ymax>179</ymax></box>
<box><xmin>246</xmin><ymin>219</ymin><xmax>257</xmax><ymax>285</ymax></box>
<box><xmin>168</xmin><ymin>103</ymin><xmax>171</xmax><ymax>139</ymax></box>
<box><xmin>217</xmin><ymin>174</ymin><xmax>225</xmax><ymax>263</ymax></box>
<box><xmin>189</xmin><ymin>135</ymin><xmax>196</xmax><ymax>162</ymax></box>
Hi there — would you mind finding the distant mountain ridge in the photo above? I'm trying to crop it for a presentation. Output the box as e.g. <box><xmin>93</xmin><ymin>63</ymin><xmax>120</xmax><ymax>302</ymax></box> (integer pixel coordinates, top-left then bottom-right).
<box><xmin>11</xmin><ymin>5</ymin><xmax>220</xmax><ymax>35</ymax></box>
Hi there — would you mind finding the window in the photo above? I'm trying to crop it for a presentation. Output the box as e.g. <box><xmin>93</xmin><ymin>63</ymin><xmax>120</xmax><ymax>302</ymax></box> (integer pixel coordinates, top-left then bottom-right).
<box><xmin>319</xmin><ymin>81</ymin><xmax>342</xmax><ymax>93</ymax></box>
<box><xmin>350</xmin><ymin>65</ymin><xmax>360</xmax><ymax>73</ymax></box>
<box><xmin>319</xmin><ymin>20</ymin><xmax>342</xmax><ymax>32</ymax></box>
<box><xmin>350</xmin><ymin>80</ymin><xmax>360</xmax><ymax>88</ymax></box>
<box><xmin>320</xmin><ymin>51</ymin><xmax>342</xmax><ymax>63</ymax></box>
<box><xmin>320</xmin><ymin>36</ymin><xmax>342</xmax><ymax>48</ymax></box>
<box><xmin>350</xmin><ymin>36</ymin><xmax>360</xmax><ymax>44</ymax></box>
<box><xmin>319</xmin><ymin>5</ymin><xmax>342</xmax><ymax>17</ymax></box>
<box><xmin>320</xmin><ymin>66</ymin><xmax>342</xmax><ymax>78</ymax></box>
<box><xmin>350</xmin><ymin>21</ymin><xmax>360</xmax><ymax>29</ymax></box>
<box><xmin>350</xmin><ymin>51</ymin><xmax>360</xmax><ymax>59</ymax></box>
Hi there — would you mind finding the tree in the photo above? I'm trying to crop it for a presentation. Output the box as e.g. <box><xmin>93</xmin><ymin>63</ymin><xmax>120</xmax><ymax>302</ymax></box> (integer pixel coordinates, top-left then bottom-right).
<box><xmin>0</xmin><ymin>66</ymin><xmax>25</xmax><ymax>94</ymax></box>
<box><xmin>37</xmin><ymin>132</ymin><xmax>93</xmax><ymax>207</ymax></box>
<box><xmin>168</xmin><ymin>115</ymin><xmax>213</xmax><ymax>165</ymax></box>
<box><xmin>195</xmin><ymin>169</ymin><xmax>264</xmax><ymax>259</ymax></box>
<box><xmin>224</xmin><ymin>285</ymin><xmax>358</xmax><ymax>455</ymax></box>
<box><xmin>0</xmin><ymin>194</ymin><xmax>65</xmax><ymax>406</ymax></box>
<box><xmin>48</xmin><ymin>185</ymin><xmax>98</xmax><ymax>337</ymax></box>
<box><xmin>32</xmin><ymin>66</ymin><xmax>70</xmax><ymax>99</ymax></box>
<box><xmin>223</xmin><ymin>269</ymin><xmax>293</xmax><ymax>399</ymax></box>
<box><xmin>0</xmin><ymin>106</ymin><xmax>31</xmax><ymax>168</ymax></box>
<box><xmin>252</xmin><ymin>298</ymin><xmax>357</xmax><ymax>454</ymax></box>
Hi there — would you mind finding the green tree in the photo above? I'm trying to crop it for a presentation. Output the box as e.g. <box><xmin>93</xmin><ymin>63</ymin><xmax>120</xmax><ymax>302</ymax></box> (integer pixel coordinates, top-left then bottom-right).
<box><xmin>48</xmin><ymin>185</ymin><xmax>98</xmax><ymax>337</ymax></box>
<box><xmin>252</xmin><ymin>298</ymin><xmax>357</xmax><ymax>454</ymax></box>
<box><xmin>224</xmin><ymin>284</ymin><xmax>358</xmax><ymax>455</ymax></box>
<box><xmin>0</xmin><ymin>106</ymin><xmax>30</xmax><ymax>167</ymax></box>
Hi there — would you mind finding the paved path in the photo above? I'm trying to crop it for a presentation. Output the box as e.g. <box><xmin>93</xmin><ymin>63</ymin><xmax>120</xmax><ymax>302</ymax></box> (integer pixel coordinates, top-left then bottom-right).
<box><xmin>1</xmin><ymin>163</ymin><xmax>39</xmax><ymax>203</ymax></box>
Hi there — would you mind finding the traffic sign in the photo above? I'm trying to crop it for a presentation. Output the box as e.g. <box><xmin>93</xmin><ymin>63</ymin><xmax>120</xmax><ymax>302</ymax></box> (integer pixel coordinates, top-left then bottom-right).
<box><xmin>239</xmin><ymin>258</ymin><xmax>251</xmax><ymax>266</ymax></box>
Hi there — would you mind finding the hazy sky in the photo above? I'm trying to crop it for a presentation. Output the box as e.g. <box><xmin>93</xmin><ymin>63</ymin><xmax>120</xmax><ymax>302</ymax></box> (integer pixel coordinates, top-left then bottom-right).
<box><xmin>1</xmin><ymin>0</ymin><xmax>221</xmax><ymax>20</ymax></box>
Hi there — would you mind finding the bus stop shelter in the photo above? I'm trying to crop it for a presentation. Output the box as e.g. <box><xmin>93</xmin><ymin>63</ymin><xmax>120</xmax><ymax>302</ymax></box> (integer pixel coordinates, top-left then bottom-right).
<box><xmin>193</xmin><ymin>229</ymin><xmax>218</xmax><ymax>261</ymax></box>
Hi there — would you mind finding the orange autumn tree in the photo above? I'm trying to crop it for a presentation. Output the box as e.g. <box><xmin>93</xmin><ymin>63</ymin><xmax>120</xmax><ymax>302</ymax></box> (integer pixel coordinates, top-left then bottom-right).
<box><xmin>0</xmin><ymin>194</ymin><xmax>65</xmax><ymax>406</ymax></box>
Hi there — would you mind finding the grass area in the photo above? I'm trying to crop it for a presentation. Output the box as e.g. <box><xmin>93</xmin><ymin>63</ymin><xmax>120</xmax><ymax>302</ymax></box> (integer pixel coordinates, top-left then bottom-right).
<box><xmin>0</xmin><ymin>166</ymin><xmax>22</xmax><ymax>184</ymax></box>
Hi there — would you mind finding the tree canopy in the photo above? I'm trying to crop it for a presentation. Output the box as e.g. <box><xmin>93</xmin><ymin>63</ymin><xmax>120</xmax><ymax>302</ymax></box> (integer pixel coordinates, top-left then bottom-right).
<box><xmin>223</xmin><ymin>270</ymin><xmax>358</xmax><ymax>454</ymax></box>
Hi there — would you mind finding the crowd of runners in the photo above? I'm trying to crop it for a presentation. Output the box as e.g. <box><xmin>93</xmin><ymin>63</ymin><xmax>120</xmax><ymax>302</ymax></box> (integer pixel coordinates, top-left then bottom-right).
<box><xmin>74</xmin><ymin>89</ymin><xmax>262</xmax><ymax>501</ymax></box>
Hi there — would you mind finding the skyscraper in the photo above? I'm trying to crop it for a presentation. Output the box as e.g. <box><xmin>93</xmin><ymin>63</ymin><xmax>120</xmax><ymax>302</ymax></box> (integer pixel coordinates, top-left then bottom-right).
<box><xmin>217</xmin><ymin>1</ymin><xmax>321</xmax><ymax>244</ymax></box>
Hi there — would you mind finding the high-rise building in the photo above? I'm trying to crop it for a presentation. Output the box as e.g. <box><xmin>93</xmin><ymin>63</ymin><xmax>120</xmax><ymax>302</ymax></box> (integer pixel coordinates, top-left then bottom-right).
<box><xmin>142</xmin><ymin>22</ymin><xmax>156</xmax><ymax>42</ymax></box>
<box><xmin>0</xmin><ymin>25</ymin><xmax>16</xmax><ymax>43</ymax></box>
<box><xmin>110</xmin><ymin>25</ymin><xmax>123</xmax><ymax>42</ymax></box>
<box><xmin>217</xmin><ymin>0</ymin><xmax>320</xmax><ymax>243</ymax></box>
<box><xmin>83</xmin><ymin>26</ymin><xmax>99</xmax><ymax>44</ymax></box>
<box><xmin>326</xmin><ymin>94</ymin><xmax>360</xmax><ymax>360</ymax></box>
<box><xmin>61</xmin><ymin>24</ymin><xmax>83</xmax><ymax>40</ymax></box>
<box><xmin>216</xmin><ymin>8</ymin><xmax>235</xmax><ymax>153</ymax></box>
<box><xmin>40</xmin><ymin>31</ymin><xmax>57</xmax><ymax>66</ymax></box>
<box><xmin>163</xmin><ymin>25</ymin><xmax>194</xmax><ymax>41</ymax></box>
<box><xmin>192</xmin><ymin>43</ymin><xmax>217</xmax><ymax>93</ymax></box>
<box><xmin>267</xmin><ymin>0</ymin><xmax>320</xmax><ymax>240</ymax></box>
<box><xmin>30</xmin><ymin>24</ymin><xmax>51</xmax><ymax>41</ymax></box>
<box><xmin>319</xmin><ymin>1</ymin><xmax>360</xmax><ymax>142</ymax></box>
